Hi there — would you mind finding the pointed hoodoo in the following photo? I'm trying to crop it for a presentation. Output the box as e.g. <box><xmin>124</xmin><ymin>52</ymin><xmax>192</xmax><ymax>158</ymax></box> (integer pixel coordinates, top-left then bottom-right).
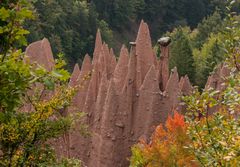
<box><xmin>93</xmin><ymin>74</ymin><xmax>109</xmax><ymax>131</ymax></box>
<box><xmin>158</xmin><ymin>36</ymin><xmax>171</xmax><ymax>91</ymax></box>
<box><xmin>109</xmin><ymin>48</ymin><xmax>117</xmax><ymax>76</ymax></box>
<box><xmin>24</xmin><ymin>38</ymin><xmax>55</xmax><ymax>106</ymax></box>
<box><xmin>26</xmin><ymin>38</ymin><xmax>55</xmax><ymax>71</ymax></box>
<box><xmin>103</xmin><ymin>43</ymin><xmax>111</xmax><ymax>62</ymax></box>
<box><xmin>133</xmin><ymin>65</ymin><xmax>159</xmax><ymax>140</ymax></box>
<box><xmin>179</xmin><ymin>75</ymin><xmax>192</xmax><ymax>95</ymax></box>
<box><xmin>136</xmin><ymin>20</ymin><xmax>155</xmax><ymax>89</ymax></box>
<box><xmin>73</xmin><ymin>54</ymin><xmax>92</xmax><ymax>111</ymax></box>
<box><xmin>42</xmin><ymin>38</ymin><xmax>55</xmax><ymax>69</ymax></box>
<box><xmin>93</xmin><ymin>29</ymin><xmax>103</xmax><ymax>65</ymax></box>
<box><xmin>217</xmin><ymin>63</ymin><xmax>231</xmax><ymax>91</ymax></box>
<box><xmin>165</xmin><ymin>67</ymin><xmax>179</xmax><ymax>90</ymax></box>
<box><xmin>98</xmin><ymin>49</ymin><xmax>107</xmax><ymax>78</ymax></box>
<box><xmin>118</xmin><ymin>44</ymin><xmax>137</xmax><ymax>156</ymax></box>
<box><xmin>80</xmin><ymin>54</ymin><xmax>92</xmax><ymax>73</ymax></box>
<box><xmin>88</xmin><ymin>74</ymin><xmax>109</xmax><ymax>167</ymax></box>
<box><xmin>113</xmin><ymin>45</ymin><xmax>129</xmax><ymax>91</ymax></box>
<box><xmin>83</xmin><ymin>62</ymin><xmax>100</xmax><ymax>114</ymax></box>
<box><xmin>205</xmin><ymin>63</ymin><xmax>230</xmax><ymax>91</ymax></box>
<box><xmin>69</xmin><ymin>64</ymin><xmax>81</xmax><ymax>87</ymax></box>
<box><xmin>97</xmin><ymin>80</ymin><xmax>124</xmax><ymax>167</ymax></box>
<box><xmin>122</xmin><ymin>41</ymin><xmax>137</xmax><ymax>135</ymax></box>
<box><xmin>102</xmin><ymin>43</ymin><xmax>112</xmax><ymax>79</ymax></box>
<box><xmin>110</xmin><ymin>48</ymin><xmax>115</xmax><ymax>59</ymax></box>
<box><xmin>165</xmin><ymin>67</ymin><xmax>180</xmax><ymax>111</ymax></box>
<box><xmin>205</xmin><ymin>64</ymin><xmax>222</xmax><ymax>90</ymax></box>
<box><xmin>77</xmin><ymin>54</ymin><xmax>92</xmax><ymax>85</ymax></box>
<box><xmin>123</xmin><ymin>41</ymin><xmax>137</xmax><ymax>118</ymax></box>
<box><xmin>67</xmin><ymin>64</ymin><xmax>81</xmax><ymax>114</ymax></box>
<box><xmin>69</xmin><ymin>61</ymin><xmax>99</xmax><ymax>162</ymax></box>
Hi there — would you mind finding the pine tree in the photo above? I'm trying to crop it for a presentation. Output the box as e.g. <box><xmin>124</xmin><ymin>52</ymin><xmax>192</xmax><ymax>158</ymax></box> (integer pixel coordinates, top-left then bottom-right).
<box><xmin>194</xmin><ymin>34</ymin><xmax>225</xmax><ymax>88</ymax></box>
<box><xmin>169</xmin><ymin>27</ymin><xmax>196</xmax><ymax>82</ymax></box>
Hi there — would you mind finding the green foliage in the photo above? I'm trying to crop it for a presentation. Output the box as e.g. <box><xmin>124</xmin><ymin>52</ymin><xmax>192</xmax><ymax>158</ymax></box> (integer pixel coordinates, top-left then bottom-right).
<box><xmin>168</xmin><ymin>10</ymin><xmax>227</xmax><ymax>87</ymax></box>
<box><xmin>193</xmin><ymin>11</ymin><xmax>223</xmax><ymax>49</ymax></box>
<box><xmin>193</xmin><ymin>33</ymin><xmax>225</xmax><ymax>88</ymax></box>
<box><xmin>23</xmin><ymin>0</ymin><xmax>227</xmax><ymax>71</ymax></box>
<box><xmin>141</xmin><ymin>0</ymin><xmax>212</xmax><ymax>38</ymax></box>
<box><xmin>130</xmin><ymin>146</ymin><xmax>148</xmax><ymax>167</ymax></box>
<box><xmin>92</xmin><ymin>0</ymin><xmax>144</xmax><ymax>30</ymax></box>
<box><xmin>49</xmin><ymin>158</ymin><xmax>82</xmax><ymax>167</ymax></box>
<box><xmin>0</xmin><ymin>0</ymin><xmax>33</xmax><ymax>57</ymax></box>
<box><xmin>0</xmin><ymin>1</ymin><xmax>84</xmax><ymax>166</ymax></box>
<box><xmin>184</xmin><ymin>87</ymin><xmax>240</xmax><ymax>166</ymax></box>
<box><xmin>168</xmin><ymin>27</ymin><xmax>196</xmax><ymax>82</ymax></box>
<box><xmin>183</xmin><ymin>1</ymin><xmax>240</xmax><ymax>166</ymax></box>
<box><xmin>26</xmin><ymin>0</ymin><xmax>113</xmax><ymax>69</ymax></box>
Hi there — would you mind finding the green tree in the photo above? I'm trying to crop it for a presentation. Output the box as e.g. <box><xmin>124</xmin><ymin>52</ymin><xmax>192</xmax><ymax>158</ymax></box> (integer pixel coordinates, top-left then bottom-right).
<box><xmin>193</xmin><ymin>34</ymin><xmax>225</xmax><ymax>88</ymax></box>
<box><xmin>92</xmin><ymin>0</ymin><xmax>144</xmax><ymax>30</ymax></box>
<box><xmin>168</xmin><ymin>27</ymin><xmax>196</xmax><ymax>82</ymax></box>
<box><xmin>184</xmin><ymin>0</ymin><xmax>208</xmax><ymax>27</ymax></box>
<box><xmin>24</xmin><ymin>0</ymin><xmax>230</xmax><ymax>69</ymax></box>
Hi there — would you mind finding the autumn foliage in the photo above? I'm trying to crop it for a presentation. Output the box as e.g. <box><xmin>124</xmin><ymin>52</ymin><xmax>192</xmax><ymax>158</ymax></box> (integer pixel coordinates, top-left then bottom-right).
<box><xmin>130</xmin><ymin>112</ymin><xmax>199</xmax><ymax>167</ymax></box>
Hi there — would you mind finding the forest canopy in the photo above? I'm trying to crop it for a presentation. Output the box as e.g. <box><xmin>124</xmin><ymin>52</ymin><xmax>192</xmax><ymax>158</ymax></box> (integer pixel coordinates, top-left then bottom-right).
<box><xmin>25</xmin><ymin>0</ymin><xmax>240</xmax><ymax>71</ymax></box>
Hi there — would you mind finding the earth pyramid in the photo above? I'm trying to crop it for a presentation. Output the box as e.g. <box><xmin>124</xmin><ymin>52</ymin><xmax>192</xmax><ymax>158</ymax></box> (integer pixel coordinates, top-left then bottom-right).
<box><xmin>26</xmin><ymin>21</ymin><xmax>194</xmax><ymax>167</ymax></box>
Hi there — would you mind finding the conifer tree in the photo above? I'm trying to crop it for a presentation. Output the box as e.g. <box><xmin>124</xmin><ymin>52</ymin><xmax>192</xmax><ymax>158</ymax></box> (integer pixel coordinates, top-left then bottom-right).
<box><xmin>169</xmin><ymin>27</ymin><xmax>196</xmax><ymax>82</ymax></box>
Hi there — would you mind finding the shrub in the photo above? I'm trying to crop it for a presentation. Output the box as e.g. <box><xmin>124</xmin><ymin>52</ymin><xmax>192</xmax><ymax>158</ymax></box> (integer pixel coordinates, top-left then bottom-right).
<box><xmin>130</xmin><ymin>112</ymin><xmax>199</xmax><ymax>167</ymax></box>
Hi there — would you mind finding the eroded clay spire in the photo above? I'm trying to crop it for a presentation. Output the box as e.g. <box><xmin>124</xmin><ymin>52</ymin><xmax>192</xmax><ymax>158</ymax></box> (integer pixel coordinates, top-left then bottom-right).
<box><xmin>165</xmin><ymin>67</ymin><xmax>180</xmax><ymax>111</ymax></box>
<box><xmin>136</xmin><ymin>20</ymin><xmax>154</xmax><ymax>89</ymax></box>
<box><xmin>42</xmin><ymin>38</ymin><xmax>55</xmax><ymax>70</ymax></box>
<box><xmin>205</xmin><ymin>64</ymin><xmax>222</xmax><ymax>90</ymax></box>
<box><xmin>93</xmin><ymin>29</ymin><xmax>103</xmax><ymax>65</ymax></box>
<box><xmin>133</xmin><ymin>66</ymin><xmax>159</xmax><ymax>140</ymax></box>
<box><xmin>97</xmin><ymin>80</ymin><xmax>124</xmax><ymax>166</ymax></box>
<box><xmin>102</xmin><ymin>43</ymin><xmax>112</xmax><ymax>79</ymax></box>
<box><xmin>109</xmin><ymin>48</ymin><xmax>117</xmax><ymax>77</ymax></box>
<box><xmin>69</xmin><ymin>64</ymin><xmax>80</xmax><ymax>87</ymax></box>
<box><xmin>26</xmin><ymin>38</ymin><xmax>55</xmax><ymax>71</ymax></box>
<box><xmin>74</xmin><ymin>54</ymin><xmax>92</xmax><ymax>111</ymax></box>
<box><xmin>113</xmin><ymin>45</ymin><xmax>129</xmax><ymax>91</ymax></box>
<box><xmin>81</xmin><ymin>54</ymin><xmax>92</xmax><ymax>72</ymax></box>
<box><xmin>122</xmin><ymin>41</ymin><xmax>137</xmax><ymax>135</ymax></box>
<box><xmin>179</xmin><ymin>75</ymin><xmax>192</xmax><ymax>95</ymax></box>
<box><xmin>88</xmin><ymin>74</ymin><xmax>109</xmax><ymax>166</ymax></box>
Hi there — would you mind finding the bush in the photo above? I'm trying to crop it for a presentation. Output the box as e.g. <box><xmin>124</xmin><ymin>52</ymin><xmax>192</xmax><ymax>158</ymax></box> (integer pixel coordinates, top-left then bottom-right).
<box><xmin>0</xmin><ymin>1</ymin><xmax>84</xmax><ymax>166</ymax></box>
<box><xmin>183</xmin><ymin>1</ymin><xmax>240</xmax><ymax>166</ymax></box>
<box><xmin>130</xmin><ymin>112</ymin><xmax>199</xmax><ymax>167</ymax></box>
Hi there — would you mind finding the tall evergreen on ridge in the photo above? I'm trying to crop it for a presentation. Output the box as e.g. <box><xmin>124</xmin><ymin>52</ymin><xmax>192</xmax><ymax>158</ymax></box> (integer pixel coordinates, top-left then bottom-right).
<box><xmin>169</xmin><ymin>27</ymin><xmax>195</xmax><ymax>82</ymax></box>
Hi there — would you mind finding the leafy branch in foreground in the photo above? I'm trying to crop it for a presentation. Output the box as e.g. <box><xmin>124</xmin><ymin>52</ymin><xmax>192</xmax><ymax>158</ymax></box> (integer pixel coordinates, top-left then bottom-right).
<box><xmin>0</xmin><ymin>1</ymin><xmax>85</xmax><ymax>166</ymax></box>
<box><xmin>183</xmin><ymin>1</ymin><xmax>240</xmax><ymax>166</ymax></box>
